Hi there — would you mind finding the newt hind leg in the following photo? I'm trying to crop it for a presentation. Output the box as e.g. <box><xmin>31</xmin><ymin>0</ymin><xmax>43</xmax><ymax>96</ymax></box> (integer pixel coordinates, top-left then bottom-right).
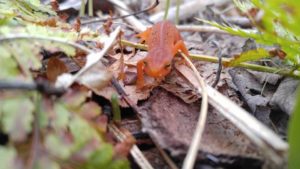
<box><xmin>136</xmin><ymin>27</ymin><xmax>152</xmax><ymax>43</ymax></box>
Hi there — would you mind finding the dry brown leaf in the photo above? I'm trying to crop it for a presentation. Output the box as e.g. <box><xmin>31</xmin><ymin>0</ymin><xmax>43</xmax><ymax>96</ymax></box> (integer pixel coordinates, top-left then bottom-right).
<box><xmin>140</xmin><ymin>88</ymin><xmax>261</xmax><ymax>161</ymax></box>
<box><xmin>93</xmin><ymin>82</ymin><xmax>151</xmax><ymax>107</ymax></box>
<box><xmin>160</xmin><ymin>61</ymin><xmax>240</xmax><ymax>104</ymax></box>
<box><xmin>92</xmin><ymin>51</ymin><xmax>153</xmax><ymax>107</ymax></box>
<box><xmin>46</xmin><ymin>57</ymin><xmax>68</xmax><ymax>82</ymax></box>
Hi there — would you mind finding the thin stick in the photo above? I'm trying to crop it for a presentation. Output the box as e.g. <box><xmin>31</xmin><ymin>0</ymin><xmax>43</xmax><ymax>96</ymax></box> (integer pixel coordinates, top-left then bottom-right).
<box><xmin>180</xmin><ymin>53</ymin><xmax>208</xmax><ymax>169</ymax></box>
<box><xmin>108</xmin><ymin>124</ymin><xmax>154</xmax><ymax>169</ymax></box>
<box><xmin>27</xmin><ymin>93</ymin><xmax>41</xmax><ymax>169</ymax></box>
<box><xmin>0</xmin><ymin>80</ymin><xmax>65</xmax><ymax>95</ymax></box>
<box><xmin>0</xmin><ymin>35</ymin><xmax>94</xmax><ymax>54</ymax></box>
<box><xmin>120</xmin><ymin>39</ymin><xmax>300</xmax><ymax>78</ymax></box>
<box><xmin>152</xmin><ymin>138</ymin><xmax>179</xmax><ymax>169</ymax></box>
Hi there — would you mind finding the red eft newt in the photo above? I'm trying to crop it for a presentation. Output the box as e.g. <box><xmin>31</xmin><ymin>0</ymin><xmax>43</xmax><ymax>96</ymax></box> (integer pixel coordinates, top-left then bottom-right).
<box><xmin>136</xmin><ymin>21</ymin><xmax>189</xmax><ymax>88</ymax></box>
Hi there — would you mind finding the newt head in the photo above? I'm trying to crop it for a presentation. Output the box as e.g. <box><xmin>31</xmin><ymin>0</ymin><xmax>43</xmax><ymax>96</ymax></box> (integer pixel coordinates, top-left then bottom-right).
<box><xmin>143</xmin><ymin>49</ymin><xmax>172</xmax><ymax>78</ymax></box>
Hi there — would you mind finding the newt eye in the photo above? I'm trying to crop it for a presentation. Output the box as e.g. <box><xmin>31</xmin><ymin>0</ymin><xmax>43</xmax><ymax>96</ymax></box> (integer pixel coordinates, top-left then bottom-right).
<box><xmin>143</xmin><ymin>61</ymin><xmax>148</xmax><ymax>66</ymax></box>
<box><xmin>164</xmin><ymin>63</ymin><xmax>171</xmax><ymax>68</ymax></box>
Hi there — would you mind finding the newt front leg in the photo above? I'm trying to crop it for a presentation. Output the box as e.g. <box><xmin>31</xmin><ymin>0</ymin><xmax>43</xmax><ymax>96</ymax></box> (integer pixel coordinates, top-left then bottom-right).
<box><xmin>173</xmin><ymin>40</ymin><xmax>190</xmax><ymax>64</ymax></box>
<box><xmin>173</xmin><ymin>40</ymin><xmax>189</xmax><ymax>56</ymax></box>
<box><xmin>136</xmin><ymin>60</ymin><xmax>145</xmax><ymax>89</ymax></box>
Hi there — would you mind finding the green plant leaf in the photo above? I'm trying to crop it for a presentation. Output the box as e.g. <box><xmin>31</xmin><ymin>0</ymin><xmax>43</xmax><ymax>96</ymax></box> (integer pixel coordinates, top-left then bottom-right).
<box><xmin>226</xmin><ymin>48</ymin><xmax>270</xmax><ymax>66</ymax></box>
<box><xmin>0</xmin><ymin>46</ymin><xmax>20</xmax><ymax>79</ymax></box>
<box><xmin>288</xmin><ymin>87</ymin><xmax>300</xmax><ymax>169</ymax></box>
<box><xmin>87</xmin><ymin>144</ymin><xmax>114</xmax><ymax>169</ymax></box>
<box><xmin>45</xmin><ymin>133</ymin><xmax>73</xmax><ymax>160</ymax></box>
<box><xmin>0</xmin><ymin>0</ymin><xmax>56</xmax><ymax>24</ymax></box>
<box><xmin>34</xmin><ymin>155</ymin><xmax>60</xmax><ymax>169</ymax></box>
<box><xmin>108</xmin><ymin>159</ymin><xmax>130</xmax><ymax>169</ymax></box>
<box><xmin>0</xmin><ymin>146</ymin><xmax>17</xmax><ymax>169</ymax></box>
<box><xmin>0</xmin><ymin>96</ymin><xmax>34</xmax><ymax>142</ymax></box>
<box><xmin>69</xmin><ymin>115</ymin><xmax>102</xmax><ymax>150</ymax></box>
<box><xmin>53</xmin><ymin>103</ymin><xmax>70</xmax><ymax>130</ymax></box>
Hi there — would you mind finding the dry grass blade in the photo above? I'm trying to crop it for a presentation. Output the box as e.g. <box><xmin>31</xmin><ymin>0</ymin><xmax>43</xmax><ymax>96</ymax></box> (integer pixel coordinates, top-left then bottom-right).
<box><xmin>108</xmin><ymin>124</ymin><xmax>154</xmax><ymax>169</ymax></box>
<box><xmin>180</xmin><ymin>53</ymin><xmax>209</xmax><ymax>169</ymax></box>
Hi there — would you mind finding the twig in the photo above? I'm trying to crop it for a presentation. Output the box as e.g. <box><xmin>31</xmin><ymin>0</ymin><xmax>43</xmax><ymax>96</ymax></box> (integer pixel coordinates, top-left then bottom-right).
<box><xmin>0</xmin><ymin>35</ymin><xmax>94</xmax><ymax>54</ymax></box>
<box><xmin>120</xmin><ymin>39</ymin><xmax>300</xmax><ymax>78</ymax></box>
<box><xmin>27</xmin><ymin>93</ymin><xmax>41</xmax><ymax>169</ymax></box>
<box><xmin>151</xmin><ymin>138</ymin><xmax>179</xmax><ymax>169</ymax></box>
<box><xmin>108</xmin><ymin>124</ymin><xmax>154</xmax><ymax>169</ymax></box>
<box><xmin>181</xmin><ymin>53</ymin><xmax>208</xmax><ymax>169</ymax></box>
<box><xmin>0</xmin><ymin>80</ymin><xmax>65</xmax><ymax>96</ymax></box>
<box><xmin>210</xmin><ymin>41</ymin><xmax>223</xmax><ymax>87</ymax></box>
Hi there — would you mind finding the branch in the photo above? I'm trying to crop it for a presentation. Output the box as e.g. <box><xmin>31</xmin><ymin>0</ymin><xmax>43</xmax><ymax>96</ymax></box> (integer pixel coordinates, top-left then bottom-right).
<box><xmin>0</xmin><ymin>80</ymin><xmax>65</xmax><ymax>96</ymax></box>
<box><xmin>0</xmin><ymin>35</ymin><xmax>93</xmax><ymax>54</ymax></box>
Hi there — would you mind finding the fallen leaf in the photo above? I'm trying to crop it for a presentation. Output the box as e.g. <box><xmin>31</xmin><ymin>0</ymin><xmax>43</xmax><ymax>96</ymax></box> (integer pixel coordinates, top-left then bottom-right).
<box><xmin>140</xmin><ymin>88</ymin><xmax>261</xmax><ymax>160</ymax></box>
<box><xmin>46</xmin><ymin>57</ymin><xmax>68</xmax><ymax>82</ymax></box>
<box><xmin>94</xmin><ymin>83</ymin><xmax>151</xmax><ymax>107</ymax></box>
<box><xmin>77</xmin><ymin>61</ymin><xmax>112</xmax><ymax>91</ymax></box>
<box><xmin>229</xmin><ymin>68</ymin><xmax>273</xmax><ymax>126</ymax></box>
<box><xmin>270</xmin><ymin>78</ymin><xmax>299</xmax><ymax>115</ymax></box>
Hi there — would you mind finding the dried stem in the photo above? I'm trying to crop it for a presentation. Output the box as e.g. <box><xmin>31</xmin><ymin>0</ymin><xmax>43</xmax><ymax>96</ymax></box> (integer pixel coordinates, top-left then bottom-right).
<box><xmin>0</xmin><ymin>35</ymin><xmax>93</xmax><ymax>54</ymax></box>
<box><xmin>120</xmin><ymin>39</ymin><xmax>300</xmax><ymax>78</ymax></box>
<box><xmin>181</xmin><ymin>52</ymin><xmax>208</xmax><ymax>169</ymax></box>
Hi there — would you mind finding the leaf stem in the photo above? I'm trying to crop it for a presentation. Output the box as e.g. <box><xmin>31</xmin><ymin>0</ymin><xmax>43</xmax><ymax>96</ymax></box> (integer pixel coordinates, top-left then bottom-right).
<box><xmin>120</xmin><ymin>39</ymin><xmax>300</xmax><ymax>78</ymax></box>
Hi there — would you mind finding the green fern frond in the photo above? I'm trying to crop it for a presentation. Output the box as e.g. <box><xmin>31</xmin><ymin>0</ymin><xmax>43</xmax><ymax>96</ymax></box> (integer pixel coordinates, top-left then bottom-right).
<box><xmin>0</xmin><ymin>0</ymin><xmax>56</xmax><ymax>25</ymax></box>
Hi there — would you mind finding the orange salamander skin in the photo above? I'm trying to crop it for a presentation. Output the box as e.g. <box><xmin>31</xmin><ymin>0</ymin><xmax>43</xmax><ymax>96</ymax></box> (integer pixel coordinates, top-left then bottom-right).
<box><xmin>136</xmin><ymin>21</ymin><xmax>189</xmax><ymax>88</ymax></box>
